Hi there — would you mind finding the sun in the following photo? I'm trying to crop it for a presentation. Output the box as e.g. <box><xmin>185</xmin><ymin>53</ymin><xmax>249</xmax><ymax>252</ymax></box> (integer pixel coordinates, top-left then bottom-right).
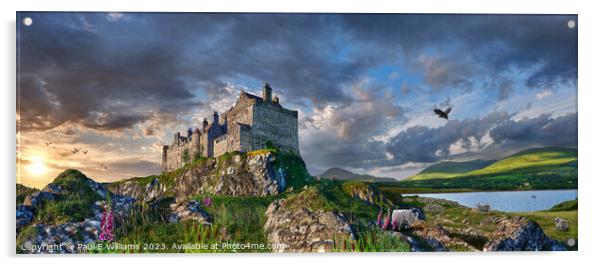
<box><xmin>26</xmin><ymin>156</ymin><xmax>48</xmax><ymax>176</ymax></box>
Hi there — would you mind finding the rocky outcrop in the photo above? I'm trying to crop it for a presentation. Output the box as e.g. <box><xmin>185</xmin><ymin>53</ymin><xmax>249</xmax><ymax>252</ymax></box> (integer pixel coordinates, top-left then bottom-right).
<box><xmin>168</xmin><ymin>200</ymin><xmax>211</xmax><ymax>224</ymax></box>
<box><xmin>107</xmin><ymin>177</ymin><xmax>167</xmax><ymax>202</ymax></box>
<box><xmin>18</xmin><ymin>219</ymin><xmax>101</xmax><ymax>254</ymax></box>
<box><xmin>16</xmin><ymin>205</ymin><xmax>34</xmax><ymax>233</ymax></box>
<box><xmin>16</xmin><ymin>170</ymin><xmax>136</xmax><ymax>253</ymax></box>
<box><xmin>264</xmin><ymin>198</ymin><xmax>355</xmax><ymax>252</ymax></box>
<box><xmin>342</xmin><ymin>182</ymin><xmax>381</xmax><ymax>204</ymax></box>
<box><xmin>174</xmin><ymin>152</ymin><xmax>285</xmax><ymax>200</ymax></box>
<box><xmin>410</xmin><ymin>221</ymin><xmax>478</xmax><ymax>251</ymax></box>
<box><xmin>483</xmin><ymin>217</ymin><xmax>566</xmax><ymax>251</ymax></box>
<box><xmin>23</xmin><ymin>192</ymin><xmax>56</xmax><ymax>208</ymax></box>
<box><xmin>106</xmin><ymin>152</ymin><xmax>287</xmax><ymax>202</ymax></box>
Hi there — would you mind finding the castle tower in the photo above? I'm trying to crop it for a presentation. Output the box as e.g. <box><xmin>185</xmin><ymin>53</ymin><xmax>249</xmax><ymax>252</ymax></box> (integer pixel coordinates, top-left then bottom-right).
<box><xmin>161</xmin><ymin>145</ymin><xmax>169</xmax><ymax>172</ymax></box>
<box><xmin>213</xmin><ymin>111</ymin><xmax>219</xmax><ymax>124</ymax></box>
<box><xmin>202</xmin><ymin>118</ymin><xmax>209</xmax><ymax>130</ymax></box>
<box><xmin>263</xmin><ymin>83</ymin><xmax>272</xmax><ymax>103</ymax></box>
<box><xmin>192</xmin><ymin>128</ymin><xmax>201</xmax><ymax>158</ymax></box>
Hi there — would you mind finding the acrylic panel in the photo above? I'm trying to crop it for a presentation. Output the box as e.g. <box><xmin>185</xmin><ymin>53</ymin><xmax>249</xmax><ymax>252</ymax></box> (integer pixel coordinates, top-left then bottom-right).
<box><xmin>16</xmin><ymin>12</ymin><xmax>577</xmax><ymax>253</ymax></box>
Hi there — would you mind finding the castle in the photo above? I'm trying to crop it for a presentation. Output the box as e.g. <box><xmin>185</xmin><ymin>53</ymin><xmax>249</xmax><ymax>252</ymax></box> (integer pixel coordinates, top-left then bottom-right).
<box><xmin>161</xmin><ymin>83</ymin><xmax>299</xmax><ymax>172</ymax></box>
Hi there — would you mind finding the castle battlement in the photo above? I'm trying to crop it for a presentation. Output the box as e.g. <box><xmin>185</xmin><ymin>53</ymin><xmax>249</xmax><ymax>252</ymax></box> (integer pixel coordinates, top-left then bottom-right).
<box><xmin>161</xmin><ymin>83</ymin><xmax>299</xmax><ymax>172</ymax></box>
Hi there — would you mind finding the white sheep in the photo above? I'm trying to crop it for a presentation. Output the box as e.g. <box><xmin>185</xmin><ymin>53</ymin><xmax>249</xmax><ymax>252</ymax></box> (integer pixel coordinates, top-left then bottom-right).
<box><xmin>554</xmin><ymin>217</ymin><xmax>569</xmax><ymax>232</ymax></box>
<box><xmin>391</xmin><ymin>208</ymin><xmax>422</xmax><ymax>230</ymax></box>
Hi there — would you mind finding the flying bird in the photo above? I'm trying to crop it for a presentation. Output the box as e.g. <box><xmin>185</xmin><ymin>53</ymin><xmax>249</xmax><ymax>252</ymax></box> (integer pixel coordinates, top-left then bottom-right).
<box><xmin>82</xmin><ymin>150</ymin><xmax>88</xmax><ymax>155</ymax></box>
<box><xmin>71</xmin><ymin>147</ymin><xmax>81</xmax><ymax>154</ymax></box>
<box><xmin>434</xmin><ymin>107</ymin><xmax>452</xmax><ymax>120</ymax></box>
<box><xmin>44</xmin><ymin>142</ymin><xmax>52</xmax><ymax>146</ymax></box>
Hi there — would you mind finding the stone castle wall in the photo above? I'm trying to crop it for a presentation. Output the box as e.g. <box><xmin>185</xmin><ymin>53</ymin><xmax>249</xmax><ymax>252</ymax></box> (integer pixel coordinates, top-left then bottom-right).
<box><xmin>162</xmin><ymin>85</ymin><xmax>299</xmax><ymax>172</ymax></box>
<box><xmin>251</xmin><ymin>102</ymin><xmax>299</xmax><ymax>153</ymax></box>
<box><xmin>164</xmin><ymin>139</ymin><xmax>200</xmax><ymax>171</ymax></box>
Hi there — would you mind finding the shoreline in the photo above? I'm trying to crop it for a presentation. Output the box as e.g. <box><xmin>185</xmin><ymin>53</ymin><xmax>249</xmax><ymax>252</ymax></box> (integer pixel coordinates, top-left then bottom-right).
<box><xmin>379</xmin><ymin>186</ymin><xmax>578</xmax><ymax>194</ymax></box>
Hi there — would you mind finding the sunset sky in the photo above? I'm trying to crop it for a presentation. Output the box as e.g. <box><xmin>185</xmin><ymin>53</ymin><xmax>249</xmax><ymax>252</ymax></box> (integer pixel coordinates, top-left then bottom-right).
<box><xmin>17</xmin><ymin>12</ymin><xmax>577</xmax><ymax>188</ymax></box>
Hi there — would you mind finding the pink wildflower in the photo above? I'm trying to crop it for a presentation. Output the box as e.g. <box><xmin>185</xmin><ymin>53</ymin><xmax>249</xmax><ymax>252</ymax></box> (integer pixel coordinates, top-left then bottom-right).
<box><xmin>376</xmin><ymin>208</ymin><xmax>383</xmax><ymax>226</ymax></box>
<box><xmin>381</xmin><ymin>210</ymin><xmax>391</xmax><ymax>230</ymax></box>
<box><xmin>99</xmin><ymin>193</ymin><xmax>114</xmax><ymax>242</ymax></box>
<box><xmin>203</xmin><ymin>197</ymin><xmax>212</xmax><ymax>207</ymax></box>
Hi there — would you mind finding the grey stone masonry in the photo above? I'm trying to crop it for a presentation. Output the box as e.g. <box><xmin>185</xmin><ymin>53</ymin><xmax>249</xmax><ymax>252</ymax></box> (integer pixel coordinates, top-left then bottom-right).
<box><xmin>162</xmin><ymin>83</ymin><xmax>298</xmax><ymax>172</ymax></box>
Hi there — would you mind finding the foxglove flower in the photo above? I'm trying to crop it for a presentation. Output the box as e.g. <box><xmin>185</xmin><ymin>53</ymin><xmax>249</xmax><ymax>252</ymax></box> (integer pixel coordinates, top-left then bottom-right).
<box><xmin>376</xmin><ymin>208</ymin><xmax>383</xmax><ymax>227</ymax></box>
<box><xmin>381</xmin><ymin>210</ymin><xmax>391</xmax><ymax>230</ymax></box>
<box><xmin>203</xmin><ymin>197</ymin><xmax>212</xmax><ymax>207</ymax></box>
<box><xmin>99</xmin><ymin>193</ymin><xmax>114</xmax><ymax>242</ymax></box>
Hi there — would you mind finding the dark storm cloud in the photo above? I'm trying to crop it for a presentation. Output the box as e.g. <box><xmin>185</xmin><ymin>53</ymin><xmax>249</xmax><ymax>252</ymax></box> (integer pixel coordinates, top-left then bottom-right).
<box><xmin>340</xmin><ymin>14</ymin><xmax>577</xmax><ymax>90</ymax></box>
<box><xmin>384</xmin><ymin>112</ymin><xmax>577</xmax><ymax>165</ymax></box>
<box><xmin>490</xmin><ymin>112</ymin><xmax>577</xmax><ymax>148</ymax></box>
<box><xmin>18</xmin><ymin>13</ymin><xmax>576</xmax><ymax>134</ymax></box>
<box><xmin>18</xmin><ymin>13</ymin><xmax>199</xmax><ymax>131</ymax></box>
<box><xmin>386</xmin><ymin>112</ymin><xmax>511</xmax><ymax>164</ymax></box>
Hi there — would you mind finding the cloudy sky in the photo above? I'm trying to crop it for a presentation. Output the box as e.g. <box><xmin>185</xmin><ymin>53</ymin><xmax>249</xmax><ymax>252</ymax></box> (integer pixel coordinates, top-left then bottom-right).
<box><xmin>16</xmin><ymin>12</ymin><xmax>577</xmax><ymax>188</ymax></box>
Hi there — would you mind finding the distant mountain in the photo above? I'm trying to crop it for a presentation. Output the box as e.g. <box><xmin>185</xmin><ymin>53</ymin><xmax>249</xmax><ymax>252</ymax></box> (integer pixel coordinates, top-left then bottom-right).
<box><xmin>409</xmin><ymin>159</ymin><xmax>496</xmax><ymax>180</ymax></box>
<box><xmin>319</xmin><ymin>168</ymin><xmax>397</xmax><ymax>182</ymax></box>
<box><xmin>408</xmin><ymin>147</ymin><xmax>576</xmax><ymax>180</ymax></box>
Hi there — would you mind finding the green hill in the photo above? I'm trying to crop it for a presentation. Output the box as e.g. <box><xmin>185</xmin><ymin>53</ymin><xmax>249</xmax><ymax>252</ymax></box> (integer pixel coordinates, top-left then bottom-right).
<box><xmin>409</xmin><ymin>159</ymin><xmax>496</xmax><ymax>180</ymax></box>
<box><xmin>383</xmin><ymin>147</ymin><xmax>577</xmax><ymax>192</ymax></box>
<box><xmin>319</xmin><ymin>167</ymin><xmax>397</xmax><ymax>182</ymax></box>
<box><xmin>466</xmin><ymin>147</ymin><xmax>576</xmax><ymax>176</ymax></box>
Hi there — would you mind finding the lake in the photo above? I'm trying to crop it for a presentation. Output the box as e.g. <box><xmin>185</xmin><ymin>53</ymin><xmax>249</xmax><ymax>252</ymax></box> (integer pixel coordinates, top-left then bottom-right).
<box><xmin>403</xmin><ymin>189</ymin><xmax>578</xmax><ymax>212</ymax></box>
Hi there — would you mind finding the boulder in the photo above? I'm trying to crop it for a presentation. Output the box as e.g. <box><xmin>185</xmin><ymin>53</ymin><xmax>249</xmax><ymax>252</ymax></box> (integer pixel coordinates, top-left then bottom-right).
<box><xmin>342</xmin><ymin>182</ymin><xmax>381</xmax><ymax>204</ymax></box>
<box><xmin>264</xmin><ymin>199</ymin><xmax>355</xmax><ymax>252</ymax></box>
<box><xmin>410</xmin><ymin>221</ymin><xmax>478</xmax><ymax>251</ymax></box>
<box><xmin>476</xmin><ymin>204</ymin><xmax>490</xmax><ymax>213</ymax></box>
<box><xmin>483</xmin><ymin>217</ymin><xmax>566</xmax><ymax>251</ymax></box>
<box><xmin>107</xmin><ymin>177</ymin><xmax>167</xmax><ymax>202</ymax></box>
<box><xmin>16</xmin><ymin>205</ymin><xmax>34</xmax><ymax>233</ymax></box>
<box><xmin>23</xmin><ymin>191</ymin><xmax>56</xmax><ymax>208</ymax></box>
<box><xmin>168</xmin><ymin>200</ymin><xmax>211</xmax><ymax>224</ymax></box>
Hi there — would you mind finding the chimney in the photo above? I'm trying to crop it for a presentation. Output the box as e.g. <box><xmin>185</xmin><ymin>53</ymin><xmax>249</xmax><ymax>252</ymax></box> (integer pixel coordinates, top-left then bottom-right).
<box><xmin>263</xmin><ymin>83</ymin><xmax>272</xmax><ymax>103</ymax></box>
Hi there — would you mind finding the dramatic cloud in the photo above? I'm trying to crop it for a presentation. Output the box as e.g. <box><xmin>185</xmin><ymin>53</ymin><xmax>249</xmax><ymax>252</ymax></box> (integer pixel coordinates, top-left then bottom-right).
<box><xmin>16</xmin><ymin>12</ymin><xmax>578</xmax><ymax>184</ymax></box>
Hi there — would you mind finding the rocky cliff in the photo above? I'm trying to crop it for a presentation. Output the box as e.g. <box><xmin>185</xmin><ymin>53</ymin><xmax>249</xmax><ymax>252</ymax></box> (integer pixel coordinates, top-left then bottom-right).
<box><xmin>107</xmin><ymin>151</ymin><xmax>296</xmax><ymax>202</ymax></box>
<box><xmin>264</xmin><ymin>187</ymin><xmax>355</xmax><ymax>252</ymax></box>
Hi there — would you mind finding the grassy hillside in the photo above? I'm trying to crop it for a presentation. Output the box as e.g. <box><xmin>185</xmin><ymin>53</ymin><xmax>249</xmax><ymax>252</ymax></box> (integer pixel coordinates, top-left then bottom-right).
<box><xmin>409</xmin><ymin>160</ymin><xmax>495</xmax><ymax>180</ymax></box>
<box><xmin>320</xmin><ymin>167</ymin><xmax>396</xmax><ymax>182</ymax></box>
<box><xmin>382</xmin><ymin>147</ymin><xmax>577</xmax><ymax>192</ymax></box>
<box><xmin>467</xmin><ymin>147</ymin><xmax>576</xmax><ymax>176</ymax></box>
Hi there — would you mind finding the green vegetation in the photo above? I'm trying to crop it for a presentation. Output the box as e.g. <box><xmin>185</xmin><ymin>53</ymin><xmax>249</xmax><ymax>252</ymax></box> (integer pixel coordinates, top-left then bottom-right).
<box><xmin>320</xmin><ymin>167</ymin><xmax>396</xmax><ymax>182</ymax></box>
<box><xmin>547</xmin><ymin>198</ymin><xmax>578</xmax><ymax>212</ymax></box>
<box><xmin>181</xmin><ymin>148</ymin><xmax>190</xmax><ymax>163</ymax></box>
<box><xmin>109</xmin><ymin>195</ymin><xmax>276</xmax><ymax>253</ymax></box>
<box><xmin>34</xmin><ymin>169</ymin><xmax>103</xmax><ymax>224</ymax></box>
<box><xmin>16</xmin><ymin>183</ymin><xmax>38</xmax><ymax>205</ymax></box>
<box><xmin>334</xmin><ymin>226</ymin><xmax>411</xmax><ymax>252</ymax></box>
<box><xmin>409</xmin><ymin>160</ymin><xmax>495</xmax><ymax>180</ymax></box>
<box><xmin>271</xmin><ymin>150</ymin><xmax>315</xmax><ymax>189</ymax></box>
<box><xmin>512</xmin><ymin>209</ymin><xmax>577</xmax><ymax>250</ymax></box>
<box><xmin>394</xmin><ymin>147</ymin><xmax>577</xmax><ymax>192</ymax></box>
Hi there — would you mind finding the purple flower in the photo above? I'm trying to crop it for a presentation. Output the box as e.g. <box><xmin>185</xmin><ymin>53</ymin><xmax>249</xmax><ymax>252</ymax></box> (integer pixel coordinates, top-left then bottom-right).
<box><xmin>202</xmin><ymin>197</ymin><xmax>212</xmax><ymax>207</ymax></box>
<box><xmin>392</xmin><ymin>219</ymin><xmax>399</xmax><ymax>231</ymax></box>
<box><xmin>376</xmin><ymin>208</ymin><xmax>383</xmax><ymax>226</ymax></box>
<box><xmin>99</xmin><ymin>193</ymin><xmax>114</xmax><ymax>242</ymax></box>
<box><xmin>381</xmin><ymin>210</ymin><xmax>391</xmax><ymax>230</ymax></box>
